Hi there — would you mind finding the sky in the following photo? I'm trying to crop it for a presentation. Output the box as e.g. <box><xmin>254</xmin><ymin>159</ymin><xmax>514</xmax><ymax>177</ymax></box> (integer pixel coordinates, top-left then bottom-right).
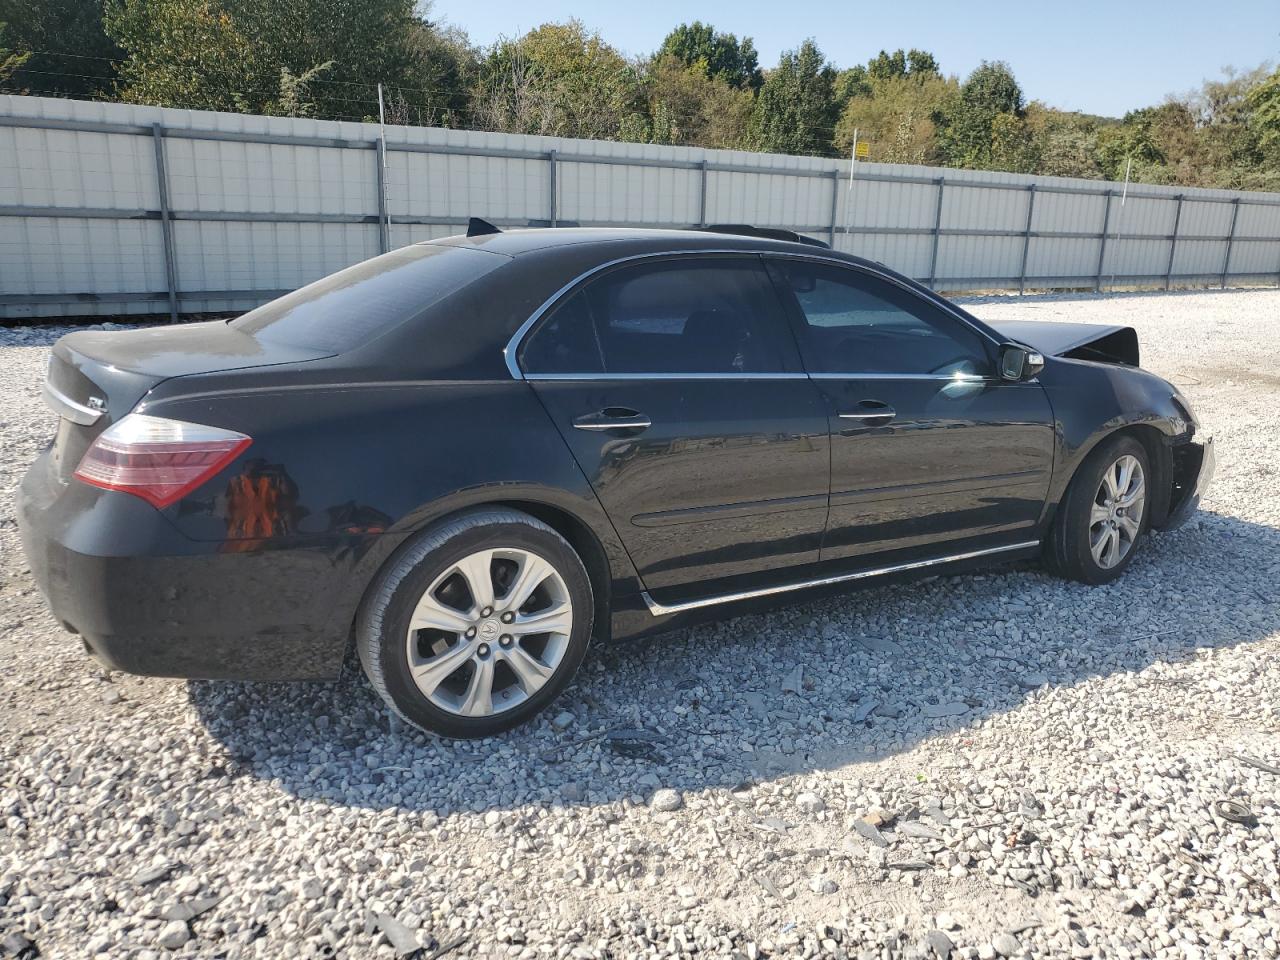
<box><xmin>428</xmin><ymin>0</ymin><xmax>1278</xmax><ymax>118</ymax></box>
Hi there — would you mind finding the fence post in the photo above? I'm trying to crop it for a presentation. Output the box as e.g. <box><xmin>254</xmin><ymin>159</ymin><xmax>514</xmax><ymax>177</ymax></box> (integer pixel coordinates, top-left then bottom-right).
<box><xmin>375</xmin><ymin>136</ymin><xmax>390</xmax><ymax>254</ymax></box>
<box><xmin>1094</xmin><ymin>190</ymin><xmax>1113</xmax><ymax>293</ymax></box>
<box><xmin>548</xmin><ymin>149</ymin><xmax>558</xmax><ymax>227</ymax></box>
<box><xmin>926</xmin><ymin>177</ymin><xmax>945</xmax><ymax>289</ymax></box>
<box><xmin>699</xmin><ymin>159</ymin><xmax>708</xmax><ymax>228</ymax></box>
<box><xmin>1221</xmin><ymin>197</ymin><xmax>1241</xmax><ymax>289</ymax></box>
<box><xmin>1018</xmin><ymin>184</ymin><xmax>1036</xmax><ymax>295</ymax></box>
<box><xmin>150</xmin><ymin>123</ymin><xmax>179</xmax><ymax>323</ymax></box>
<box><xmin>1165</xmin><ymin>194</ymin><xmax>1184</xmax><ymax>292</ymax></box>
<box><xmin>827</xmin><ymin>169</ymin><xmax>839</xmax><ymax>248</ymax></box>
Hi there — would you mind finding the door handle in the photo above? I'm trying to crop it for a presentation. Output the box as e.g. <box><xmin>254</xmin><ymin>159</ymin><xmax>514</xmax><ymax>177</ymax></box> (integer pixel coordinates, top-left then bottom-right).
<box><xmin>838</xmin><ymin>400</ymin><xmax>896</xmax><ymax>422</ymax></box>
<box><xmin>573</xmin><ymin>408</ymin><xmax>652</xmax><ymax>432</ymax></box>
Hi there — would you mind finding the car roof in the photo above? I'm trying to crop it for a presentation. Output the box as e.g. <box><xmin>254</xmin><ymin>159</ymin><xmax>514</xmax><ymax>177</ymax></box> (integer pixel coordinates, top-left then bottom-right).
<box><xmin>432</xmin><ymin>226</ymin><xmax>865</xmax><ymax>262</ymax></box>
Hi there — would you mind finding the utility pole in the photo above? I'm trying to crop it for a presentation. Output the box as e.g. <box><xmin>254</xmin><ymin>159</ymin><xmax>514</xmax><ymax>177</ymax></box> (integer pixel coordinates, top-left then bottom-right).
<box><xmin>842</xmin><ymin>128</ymin><xmax>859</xmax><ymax>246</ymax></box>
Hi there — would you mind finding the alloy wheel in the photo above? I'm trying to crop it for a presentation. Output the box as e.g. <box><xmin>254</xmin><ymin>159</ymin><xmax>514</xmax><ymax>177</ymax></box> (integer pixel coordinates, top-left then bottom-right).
<box><xmin>404</xmin><ymin>547</ymin><xmax>573</xmax><ymax>717</ymax></box>
<box><xmin>1089</xmin><ymin>454</ymin><xmax>1146</xmax><ymax>569</ymax></box>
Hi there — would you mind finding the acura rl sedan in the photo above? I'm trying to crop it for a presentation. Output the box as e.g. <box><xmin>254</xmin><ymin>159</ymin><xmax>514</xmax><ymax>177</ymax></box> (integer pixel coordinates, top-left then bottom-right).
<box><xmin>17</xmin><ymin>223</ymin><xmax>1213</xmax><ymax>737</ymax></box>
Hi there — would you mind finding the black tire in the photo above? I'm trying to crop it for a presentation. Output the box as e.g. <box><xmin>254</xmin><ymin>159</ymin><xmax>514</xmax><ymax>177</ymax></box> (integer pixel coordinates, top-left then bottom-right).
<box><xmin>357</xmin><ymin>507</ymin><xmax>593</xmax><ymax>738</ymax></box>
<box><xmin>1044</xmin><ymin>433</ymin><xmax>1151</xmax><ymax>585</ymax></box>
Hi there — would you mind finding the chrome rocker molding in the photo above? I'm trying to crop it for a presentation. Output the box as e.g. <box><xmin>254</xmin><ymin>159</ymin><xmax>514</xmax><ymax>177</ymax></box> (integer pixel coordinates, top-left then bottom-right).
<box><xmin>43</xmin><ymin>381</ymin><xmax>103</xmax><ymax>426</ymax></box>
<box><xmin>640</xmin><ymin>540</ymin><xmax>1040</xmax><ymax>616</ymax></box>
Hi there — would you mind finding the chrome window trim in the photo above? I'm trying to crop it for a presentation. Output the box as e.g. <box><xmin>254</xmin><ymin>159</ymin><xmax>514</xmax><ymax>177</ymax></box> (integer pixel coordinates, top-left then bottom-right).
<box><xmin>504</xmin><ymin>248</ymin><xmax>847</xmax><ymax>381</ymax></box>
<box><xmin>42</xmin><ymin>380</ymin><xmax>103</xmax><ymax>426</ymax></box>
<box><xmin>809</xmin><ymin>372</ymin><xmax>994</xmax><ymax>382</ymax></box>
<box><xmin>503</xmin><ymin>246</ymin><xmax>1008</xmax><ymax>381</ymax></box>
<box><xmin>641</xmin><ymin>540</ymin><xmax>1040</xmax><ymax>616</ymax></box>
<box><xmin>525</xmin><ymin>372</ymin><xmax>810</xmax><ymax>382</ymax></box>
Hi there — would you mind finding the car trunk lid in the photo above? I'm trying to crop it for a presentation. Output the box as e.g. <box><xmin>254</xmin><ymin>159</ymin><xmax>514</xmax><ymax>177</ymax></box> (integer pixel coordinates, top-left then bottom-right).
<box><xmin>44</xmin><ymin>321</ymin><xmax>331</xmax><ymax>482</ymax></box>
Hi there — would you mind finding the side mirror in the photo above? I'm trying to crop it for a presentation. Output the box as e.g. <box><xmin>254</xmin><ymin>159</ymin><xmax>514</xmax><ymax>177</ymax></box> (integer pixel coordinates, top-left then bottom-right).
<box><xmin>999</xmin><ymin>343</ymin><xmax>1045</xmax><ymax>382</ymax></box>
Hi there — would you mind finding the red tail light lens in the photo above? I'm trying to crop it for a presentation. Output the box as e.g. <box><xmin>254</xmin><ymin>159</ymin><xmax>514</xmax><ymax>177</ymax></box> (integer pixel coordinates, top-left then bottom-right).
<box><xmin>74</xmin><ymin>413</ymin><xmax>252</xmax><ymax>508</ymax></box>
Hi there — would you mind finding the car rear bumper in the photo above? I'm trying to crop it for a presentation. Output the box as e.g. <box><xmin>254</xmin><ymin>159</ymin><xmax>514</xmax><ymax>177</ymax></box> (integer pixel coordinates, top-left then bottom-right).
<box><xmin>1160</xmin><ymin>435</ymin><xmax>1214</xmax><ymax>530</ymax></box>
<box><xmin>16</xmin><ymin>450</ymin><xmax>389</xmax><ymax>681</ymax></box>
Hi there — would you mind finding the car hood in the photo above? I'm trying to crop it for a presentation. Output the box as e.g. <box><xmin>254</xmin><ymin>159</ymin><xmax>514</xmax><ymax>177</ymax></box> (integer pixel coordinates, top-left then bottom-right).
<box><xmin>985</xmin><ymin>320</ymin><xmax>1139</xmax><ymax>367</ymax></box>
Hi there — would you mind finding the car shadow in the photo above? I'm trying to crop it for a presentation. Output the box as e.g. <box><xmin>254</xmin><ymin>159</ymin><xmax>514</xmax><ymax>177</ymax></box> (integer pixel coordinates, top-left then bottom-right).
<box><xmin>188</xmin><ymin>509</ymin><xmax>1277</xmax><ymax>815</ymax></box>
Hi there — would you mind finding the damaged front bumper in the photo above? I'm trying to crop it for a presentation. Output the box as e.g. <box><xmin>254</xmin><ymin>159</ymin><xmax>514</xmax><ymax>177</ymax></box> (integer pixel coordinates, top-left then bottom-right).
<box><xmin>1160</xmin><ymin>435</ymin><xmax>1214</xmax><ymax>530</ymax></box>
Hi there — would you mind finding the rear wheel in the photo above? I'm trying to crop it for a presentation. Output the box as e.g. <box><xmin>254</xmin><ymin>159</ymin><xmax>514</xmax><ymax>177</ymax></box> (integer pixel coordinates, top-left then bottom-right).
<box><xmin>1045</xmin><ymin>434</ymin><xmax>1150</xmax><ymax>584</ymax></box>
<box><xmin>357</xmin><ymin>508</ymin><xmax>593</xmax><ymax>738</ymax></box>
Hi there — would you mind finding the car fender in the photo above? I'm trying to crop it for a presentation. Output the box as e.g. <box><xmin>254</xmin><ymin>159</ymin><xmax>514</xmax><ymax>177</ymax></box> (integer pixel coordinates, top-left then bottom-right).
<box><xmin>1037</xmin><ymin>356</ymin><xmax>1189</xmax><ymax>522</ymax></box>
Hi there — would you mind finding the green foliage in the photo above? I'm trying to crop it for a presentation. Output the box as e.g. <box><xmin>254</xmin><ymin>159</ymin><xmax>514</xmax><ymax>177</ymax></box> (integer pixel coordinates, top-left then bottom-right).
<box><xmin>935</xmin><ymin>60</ymin><xmax>1027</xmax><ymax>169</ymax></box>
<box><xmin>644</xmin><ymin>54</ymin><xmax>754</xmax><ymax>149</ymax></box>
<box><xmin>0</xmin><ymin>23</ymin><xmax>31</xmax><ymax>83</ymax></box>
<box><xmin>835</xmin><ymin>73</ymin><xmax>957</xmax><ymax>164</ymax></box>
<box><xmin>472</xmin><ymin>21</ymin><xmax>647</xmax><ymax>141</ymax></box>
<box><xmin>0</xmin><ymin>0</ymin><xmax>123</xmax><ymax>97</ymax></box>
<box><xmin>1024</xmin><ymin>104</ymin><xmax>1105</xmax><ymax>179</ymax></box>
<box><xmin>865</xmin><ymin>48</ymin><xmax>937</xmax><ymax>83</ymax></box>
<box><xmin>7</xmin><ymin>6</ymin><xmax>1278</xmax><ymax>194</ymax></box>
<box><xmin>753</xmin><ymin>39</ymin><xmax>837</xmax><ymax>156</ymax></box>
<box><xmin>105</xmin><ymin>0</ymin><xmax>463</xmax><ymax>122</ymax></box>
<box><xmin>657</xmin><ymin>21</ymin><xmax>760</xmax><ymax>90</ymax></box>
<box><xmin>105</xmin><ymin>0</ymin><xmax>253</xmax><ymax>111</ymax></box>
<box><xmin>1248</xmin><ymin>68</ymin><xmax>1280</xmax><ymax>152</ymax></box>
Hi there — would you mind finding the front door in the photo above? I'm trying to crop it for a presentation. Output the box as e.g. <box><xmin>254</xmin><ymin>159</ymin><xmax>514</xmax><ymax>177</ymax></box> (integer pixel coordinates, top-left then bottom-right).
<box><xmin>766</xmin><ymin>257</ymin><xmax>1055</xmax><ymax>562</ymax></box>
<box><xmin>517</xmin><ymin>255</ymin><xmax>831</xmax><ymax>592</ymax></box>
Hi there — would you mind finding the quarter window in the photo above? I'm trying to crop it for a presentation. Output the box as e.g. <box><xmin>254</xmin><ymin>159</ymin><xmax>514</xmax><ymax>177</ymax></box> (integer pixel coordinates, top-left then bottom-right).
<box><xmin>773</xmin><ymin>261</ymin><xmax>990</xmax><ymax>377</ymax></box>
<box><xmin>520</xmin><ymin>258</ymin><xmax>798</xmax><ymax>376</ymax></box>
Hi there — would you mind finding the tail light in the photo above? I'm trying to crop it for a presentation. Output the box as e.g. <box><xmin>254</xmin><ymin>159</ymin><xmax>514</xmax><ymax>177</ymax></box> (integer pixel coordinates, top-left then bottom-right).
<box><xmin>74</xmin><ymin>413</ymin><xmax>252</xmax><ymax>508</ymax></box>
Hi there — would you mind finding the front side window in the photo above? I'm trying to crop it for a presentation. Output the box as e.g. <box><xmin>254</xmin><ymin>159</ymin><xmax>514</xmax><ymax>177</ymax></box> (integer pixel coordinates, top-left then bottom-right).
<box><xmin>772</xmin><ymin>260</ymin><xmax>990</xmax><ymax>377</ymax></box>
<box><xmin>520</xmin><ymin>258</ymin><xmax>798</xmax><ymax>376</ymax></box>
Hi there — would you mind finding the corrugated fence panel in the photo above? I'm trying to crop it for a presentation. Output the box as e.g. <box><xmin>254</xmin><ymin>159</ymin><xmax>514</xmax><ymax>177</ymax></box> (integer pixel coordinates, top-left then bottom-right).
<box><xmin>4</xmin><ymin>94</ymin><xmax>1280</xmax><ymax>318</ymax></box>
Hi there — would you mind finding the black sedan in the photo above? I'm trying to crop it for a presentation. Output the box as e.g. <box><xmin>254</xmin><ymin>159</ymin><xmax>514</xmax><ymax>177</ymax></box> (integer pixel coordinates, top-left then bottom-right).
<box><xmin>17</xmin><ymin>224</ymin><xmax>1213</xmax><ymax>737</ymax></box>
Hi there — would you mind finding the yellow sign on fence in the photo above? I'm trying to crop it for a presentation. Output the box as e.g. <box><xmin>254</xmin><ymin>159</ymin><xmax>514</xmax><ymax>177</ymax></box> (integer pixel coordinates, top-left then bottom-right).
<box><xmin>854</xmin><ymin>142</ymin><xmax>870</xmax><ymax>159</ymax></box>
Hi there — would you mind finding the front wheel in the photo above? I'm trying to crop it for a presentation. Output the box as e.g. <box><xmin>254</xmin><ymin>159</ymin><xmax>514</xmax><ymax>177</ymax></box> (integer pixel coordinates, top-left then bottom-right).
<box><xmin>1045</xmin><ymin>434</ymin><xmax>1150</xmax><ymax>585</ymax></box>
<box><xmin>357</xmin><ymin>508</ymin><xmax>593</xmax><ymax>738</ymax></box>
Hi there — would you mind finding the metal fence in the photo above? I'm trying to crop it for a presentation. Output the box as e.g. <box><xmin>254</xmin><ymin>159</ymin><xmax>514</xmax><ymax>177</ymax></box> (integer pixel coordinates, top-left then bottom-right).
<box><xmin>4</xmin><ymin>94</ymin><xmax>1280</xmax><ymax>319</ymax></box>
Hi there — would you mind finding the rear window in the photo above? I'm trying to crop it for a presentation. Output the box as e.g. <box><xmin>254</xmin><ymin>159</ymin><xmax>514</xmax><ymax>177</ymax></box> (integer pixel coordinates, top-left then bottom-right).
<box><xmin>231</xmin><ymin>244</ymin><xmax>506</xmax><ymax>352</ymax></box>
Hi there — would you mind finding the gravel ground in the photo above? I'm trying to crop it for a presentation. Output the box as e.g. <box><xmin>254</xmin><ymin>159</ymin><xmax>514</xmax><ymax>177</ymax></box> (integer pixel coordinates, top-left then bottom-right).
<box><xmin>1</xmin><ymin>289</ymin><xmax>1278</xmax><ymax>960</ymax></box>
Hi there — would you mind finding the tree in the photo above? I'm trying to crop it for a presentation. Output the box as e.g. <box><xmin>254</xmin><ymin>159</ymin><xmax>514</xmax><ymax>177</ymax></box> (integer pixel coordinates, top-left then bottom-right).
<box><xmin>1024</xmin><ymin>104</ymin><xmax>1106</xmax><ymax>179</ymax></box>
<box><xmin>0</xmin><ymin>23</ymin><xmax>30</xmax><ymax>84</ymax></box>
<box><xmin>106</xmin><ymin>0</ymin><xmax>447</xmax><ymax>120</ymax></box>
<box><xmin>753</xmin><ymin>39</ymin><xmax>837</xmax><ymax>156</ymax></box>
<box><xmin>473</xmin><ymin>21</ymin><xmax>647</xmax><ymax>141</ymax></box>
<box><xmin>833</xmin><ymin>64</ymin><xmax>871</xmax><ymax>106</ymax></box>
<box><xmin>657</xmin><ymin>21</ymin><xmax>760</xmax><ymax>90</ymax></box>
<box><xmin>906</xmin><ymin>49</ymin><xmax>939</xmax><ymax>78</ymax></box>
<box><xmin>0</xmin><ymin>0</ymin><xmax>124</xmax><ymax>98</ymax></box>
<box><xmin>835</xmin><ymin>73</ymin><xmax>956</xmax><ymax>164</ymax></box>
<box><xmin>644</xmin><ymin>54</ymin><xmax>753</xmax><ymax>149</ymax></box>
<box><xmin>935</xmin><ymin>60</ymin><xmax>1026</xmax><ymax>168</ymax></box>
<box><xmin>106</xmin><ymin>0</ymin><xmax>254</xmax><ymax>112</ymax></box>
<box><xmin>1248</xmin><ymin>67</ymin><xmax>1280</xmax><ymax>152</ymax></box>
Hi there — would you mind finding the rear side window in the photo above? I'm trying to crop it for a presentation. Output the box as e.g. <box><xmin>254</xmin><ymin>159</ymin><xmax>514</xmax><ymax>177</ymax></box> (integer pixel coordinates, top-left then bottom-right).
<box><xmin>520</xmin><ymin>258</ymin><xmax>799</xmax><ymax>375</ymax></box>
<box><xmin>232</xmin><ymin>244</ymin><xmax>506</xmax><ymax>353</ymax></box>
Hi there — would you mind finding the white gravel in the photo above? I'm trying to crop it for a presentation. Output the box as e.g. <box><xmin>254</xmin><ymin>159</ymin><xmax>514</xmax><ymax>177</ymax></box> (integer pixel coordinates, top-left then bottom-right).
<box><xmin>1</xmin><ymin>289</ymin><xmax>1278</xmax><ymax>959</ymax></box>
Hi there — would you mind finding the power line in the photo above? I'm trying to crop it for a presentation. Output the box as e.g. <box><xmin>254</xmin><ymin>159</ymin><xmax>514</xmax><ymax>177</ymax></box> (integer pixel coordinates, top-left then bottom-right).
<box><xmin>9</xmin><ymin>49</ymin><xmax>477</xmax><ymax>101</ymax></box>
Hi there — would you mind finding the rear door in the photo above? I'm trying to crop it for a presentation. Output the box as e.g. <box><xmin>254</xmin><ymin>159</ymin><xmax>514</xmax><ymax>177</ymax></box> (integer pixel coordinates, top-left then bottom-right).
<box><xmin>517</xmin><ymin>255</ymin><xmax>830</xmax><ymax>593</ymax></box>
<box><xmin>766</xmin><ymin>257</ymin><xmax>1055</xmax><ymax>562</ymax></box>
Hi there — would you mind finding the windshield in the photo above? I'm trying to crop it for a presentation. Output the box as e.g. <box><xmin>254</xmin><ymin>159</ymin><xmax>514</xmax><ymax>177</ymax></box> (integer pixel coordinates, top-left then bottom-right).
<box><xmin>231</xmin><ymin>244</ymin><xmax>507</xmax><ymax>353</ymax></box>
